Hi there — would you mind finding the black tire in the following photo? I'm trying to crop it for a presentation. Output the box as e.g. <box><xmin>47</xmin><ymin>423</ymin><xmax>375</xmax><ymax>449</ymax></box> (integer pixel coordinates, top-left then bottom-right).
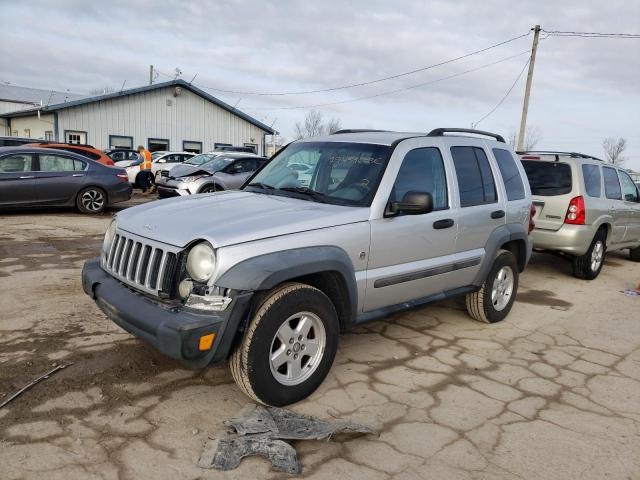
<box><xmin>572</xmin><ymin>229</ymin><xmax>606</xmax><ymax>280</ymax></box>
<box><xmin>466</xmin><ymin>249</ymin><xmax>519</xmax><ymax>324</ymax></box>
<box><xmin>134</xmin><ymin>173</ymin><xmax>143</xmax><ymax>189</ymax></box>
<box><xmin>200</xmin><ymin>184</ymin><xmax>222</xmax><ymax>194</ymax></box>
<box><xmin>76</xmin><ymin>186</ymin><xmax>107</xmax><ymax>214</ymax></box>
<box><xmin>230</xmin><ymin>283</ymin><xmax>339</xmax><ymax>406</ymax></box>
<box><xmin>630</xmin><ymin>246</ymin><xmax>640</xmax><ymax>262</ymax></box>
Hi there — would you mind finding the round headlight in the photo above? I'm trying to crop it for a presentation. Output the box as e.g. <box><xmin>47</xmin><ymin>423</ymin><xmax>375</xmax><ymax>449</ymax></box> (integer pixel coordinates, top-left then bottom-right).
<box><xmin>102</xmin><ymin>220</ymin><xmax>117</xmax><ymax>254</ymax></box>
<box><xmin>186</xmin><ymin>242</ymin><xmax>216</xmax><ymax>282</ymax></box>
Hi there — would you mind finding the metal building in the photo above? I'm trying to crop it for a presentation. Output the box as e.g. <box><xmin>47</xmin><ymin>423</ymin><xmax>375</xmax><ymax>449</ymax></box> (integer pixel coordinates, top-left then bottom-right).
<box><xmin>1</xmin><ymin>80</ymin><xmax>274</xmax><ymax>154</ymax></box>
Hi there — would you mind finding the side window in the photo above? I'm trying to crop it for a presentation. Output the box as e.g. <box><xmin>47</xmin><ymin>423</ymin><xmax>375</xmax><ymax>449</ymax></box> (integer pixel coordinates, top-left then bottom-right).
<box><xmin>581</xmin><ymin>164</ymin><xmax>601</xmax><ymax>198</ymax></box>
<box><xmin>0</xmin><ymin>153</ymin><xmax>34</xmax><ymax>172</ymax></box>
<box><xmin>492</xmin><ymin>148</ymin><xmax>525</xmax><ymax>200</ymax></box>
<box><xmin>451</xmin><ymin>146</ymin><xmax>497</xmax><ymax>207</ymax></box>
<box><xmin>39</xmin><ymin>154</ymin><xmax>79</xmax><ymax>172</ymax></box>
<box><xmin>603</xmin><ymin>167</ymin><xmax>622</xmax><ymax>200</ymax></box>
<box><xmin>234</xmin><ymin>159</ymin><xmax>257</xmax><ymax>173</ymax></box>
<box><xmin>391</xmin><ymin>147</ymin><xmax>448</xmax><ymax>210</ymax></box>
<box><xmin>619</xmin><ymin>171</ymin><xmax>639</xmax><ymax>203</ymax></box>
<box><xmin>111</xmin><ymin>151</ymin><xmax>125</xmax><ymax>161</ymax></box>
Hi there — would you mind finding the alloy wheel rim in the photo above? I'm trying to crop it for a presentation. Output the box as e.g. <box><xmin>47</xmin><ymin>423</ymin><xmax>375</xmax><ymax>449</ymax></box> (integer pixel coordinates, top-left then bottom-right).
<box><xmin>81</xmin><ymin>190</ymin><xmax>104</xmax><ymax>211</ymax></box>
<box><xmin>591</xmin><ymin>241</ymin><xmax>604</xmax><ymax>271</ymax></box>
<box><xmin>491</xmin><ymin>266</ymin><xmax>514</xmax><ymax>311</ymax></box>
<box><xmin>269</xmin><ymin>311</ymin><xmax>326</xmax><ymax>386</ymax></box>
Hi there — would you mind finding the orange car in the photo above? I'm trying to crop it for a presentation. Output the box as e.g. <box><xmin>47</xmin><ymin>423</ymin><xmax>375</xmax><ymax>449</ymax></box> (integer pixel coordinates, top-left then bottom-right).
<box><xmin>26</xmin><ymin>143</ymin><xmax>115</xmax><ymax>166</ymax></box>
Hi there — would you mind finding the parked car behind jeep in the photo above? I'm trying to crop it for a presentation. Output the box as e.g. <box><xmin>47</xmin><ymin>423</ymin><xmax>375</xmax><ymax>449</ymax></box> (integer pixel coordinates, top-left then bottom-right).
<box><xmin>156</xmin><ymin>153</ymin><xmax>267</xmax><ymax>197</ymax></box>
<box><xmin>82</xmin><ymin>128</ymin><xmax>533</xmax><ymax>406</ymax></box>
<box><xmin>520</xmin><ymin>151</ymin><xmax>640</xmax><ymax>279</ymax></box>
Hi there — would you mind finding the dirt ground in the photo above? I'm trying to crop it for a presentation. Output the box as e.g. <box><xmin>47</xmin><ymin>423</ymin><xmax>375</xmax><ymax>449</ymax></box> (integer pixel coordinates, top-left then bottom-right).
<box><xmin>1</xmin><ymin>193</ymin><xmax>640</xmax><ymax>480</ymax></box>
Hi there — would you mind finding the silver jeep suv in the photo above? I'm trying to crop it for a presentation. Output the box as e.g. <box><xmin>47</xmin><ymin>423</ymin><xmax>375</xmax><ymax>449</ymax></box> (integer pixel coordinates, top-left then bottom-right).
<box><xmin>82</xmin><ymin>128</ymin><xmax>533</xmax><ymax>406</ymax></box>
<box><xmin>520</xmin><ymin>151</ymin><xmax>640</xmax><ymax>279</ymax></box>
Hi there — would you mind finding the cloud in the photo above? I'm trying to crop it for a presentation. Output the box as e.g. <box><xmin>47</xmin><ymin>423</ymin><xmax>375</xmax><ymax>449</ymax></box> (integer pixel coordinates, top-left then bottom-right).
<box><xmin>1</xmin><ymin>0</ymin><xmax>639</xmax><ymax>167</ymax></box>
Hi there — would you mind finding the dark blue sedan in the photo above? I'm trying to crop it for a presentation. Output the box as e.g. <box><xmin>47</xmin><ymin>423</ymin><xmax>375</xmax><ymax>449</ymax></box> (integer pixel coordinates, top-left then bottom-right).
<box><xmin>0</xmin><ymin>147</ymin><xmax>132</xmax><ymax>213</ymax></box>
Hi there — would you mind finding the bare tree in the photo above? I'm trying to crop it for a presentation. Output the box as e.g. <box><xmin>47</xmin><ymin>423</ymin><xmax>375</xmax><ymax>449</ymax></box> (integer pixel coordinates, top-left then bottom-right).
<box><xmin>89</xmin><ymin>86</ymin><xmax>115</xmax><ymax>95</ymax></box>
<box><xmin>602</xmin><ymin>137</ymin><xmax>627</xmax><ymax>166</ymax></box>
<box><xmin>508</xmin><ymin>125</ymin><xmax>542</xmax><ymax>151</ymax></box>
<box><xmin>294</xmin><ymin>110</ymin><xmax>342</xmax><ymax>139</ymax></box>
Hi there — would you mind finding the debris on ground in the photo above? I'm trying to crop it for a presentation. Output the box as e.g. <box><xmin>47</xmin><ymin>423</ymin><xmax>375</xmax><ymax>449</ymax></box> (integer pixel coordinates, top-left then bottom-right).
<box><xmin>198</xmin><ymin>405</ymin><xmax>373</xmax><ymax>474</ymax></box>
<box><xmin>0</xmin><ymin>363</ymin><xmax>71</xmax><ymax>409</ymax></box>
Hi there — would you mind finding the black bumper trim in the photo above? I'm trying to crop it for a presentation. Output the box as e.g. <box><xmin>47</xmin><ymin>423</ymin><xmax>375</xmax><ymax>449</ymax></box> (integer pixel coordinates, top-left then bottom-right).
<box><xmin>82</xmin><ymin>259</ymin><xmax>252</xmax><ymax>368</ymax></box>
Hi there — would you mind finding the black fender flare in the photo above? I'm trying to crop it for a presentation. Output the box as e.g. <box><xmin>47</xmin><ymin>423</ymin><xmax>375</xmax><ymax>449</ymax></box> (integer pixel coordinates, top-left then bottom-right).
<box><xmin>473</xmin><ymin>224</ymin><xmax>530</xmax><ymax>286</ymax></box>
<box><xmin>216</xmin><ymin>246</ymin><xmax>358</xmax><ymax>324</ymax></box>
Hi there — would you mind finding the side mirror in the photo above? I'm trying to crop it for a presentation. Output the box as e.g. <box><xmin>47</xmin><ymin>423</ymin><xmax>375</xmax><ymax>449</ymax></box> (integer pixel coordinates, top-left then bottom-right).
<box><xmin>386</xmin><ymin>191</ymin><xmax>433</xmax><ymax>217</ymax></box>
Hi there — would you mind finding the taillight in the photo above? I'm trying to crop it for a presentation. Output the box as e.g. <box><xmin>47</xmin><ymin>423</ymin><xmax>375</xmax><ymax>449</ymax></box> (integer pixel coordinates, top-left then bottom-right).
<box><xmin>521</xmin><ymin>155</ymin><xmax>540</xmax><ymax>160</ymax></box>
<box><xmin>564</xmin><ymin>196</ymin><xmax>585</xmax><ymax>225</ymax></box>
<box><xmin>116</xmin><ymin>173</ymin><xmax>129</xmax><ymax>182</ymax></box>
<box><xmin>528</xmin><ymin>203</ymin><xmax>536</xmax><ymax>234</ymax></box>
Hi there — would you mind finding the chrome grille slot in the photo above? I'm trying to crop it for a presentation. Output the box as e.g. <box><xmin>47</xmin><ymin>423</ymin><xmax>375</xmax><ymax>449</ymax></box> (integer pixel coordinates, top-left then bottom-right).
<box><xmin>102</xmin><ymin>230</ymin><xmax>179</xmax><ymax>296</ymax></box>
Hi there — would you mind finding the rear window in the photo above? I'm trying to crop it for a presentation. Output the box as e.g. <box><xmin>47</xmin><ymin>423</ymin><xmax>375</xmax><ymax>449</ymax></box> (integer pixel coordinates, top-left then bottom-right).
<box><xmin>581</xmin><ymin>164</ymin><xmax>601</xmax><ymax>198</ymax></box>
<box><xmin>522</xmin><ymin>161</ymin><xmax>572</xmax><ymax>196</ymax></box>
<box><xmin>492</xmin><ymin>149</ymin><xmax>525</xmax><ymax>200</ymax></box>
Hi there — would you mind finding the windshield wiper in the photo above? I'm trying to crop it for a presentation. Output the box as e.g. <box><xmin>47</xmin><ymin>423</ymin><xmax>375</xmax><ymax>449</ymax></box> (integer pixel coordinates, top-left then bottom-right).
<box><xmin>278</xmin><ymin>186</ymin><xmax>329</xmax><ymax>203</ymax></box>
<box><xmin>246</xmin><ymin>182</ymin><xmax>275</xmax><ymax>191</ymax></box>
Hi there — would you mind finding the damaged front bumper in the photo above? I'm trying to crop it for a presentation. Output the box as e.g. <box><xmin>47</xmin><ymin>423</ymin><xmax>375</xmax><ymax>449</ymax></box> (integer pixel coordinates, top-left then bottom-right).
<box><xmin>81</xmin><ymin>259</ymin><xmax>252</xmax><ymax>368</ymax></box>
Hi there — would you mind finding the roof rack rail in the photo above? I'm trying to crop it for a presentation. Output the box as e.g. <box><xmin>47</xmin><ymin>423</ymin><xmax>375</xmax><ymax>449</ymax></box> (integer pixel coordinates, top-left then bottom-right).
<box><xmin>427</xmin><ymin>128</ymin><xmax>505</xmax><ymax>143</ymax></box>
<box><xmin>517</xmin><ymin>150</ymin><xmax>604</xmax><ymax>162</ymax></box>
<box><xmin>331</xmin><ymin>129</ymin><xmax>390</xmax><ymax>134</ymax></box>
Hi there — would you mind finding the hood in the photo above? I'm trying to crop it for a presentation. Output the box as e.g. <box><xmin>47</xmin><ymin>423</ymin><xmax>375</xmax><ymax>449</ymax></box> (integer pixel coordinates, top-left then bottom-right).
<box><xmin>169</xmin><ymin>163</ymin><xmax>220</xmax><ymax>178</ymax></box>
<box><xmin>116</xmin><ymin>191</ymin><xmax>369</xmax><ymax>248</ymax></box>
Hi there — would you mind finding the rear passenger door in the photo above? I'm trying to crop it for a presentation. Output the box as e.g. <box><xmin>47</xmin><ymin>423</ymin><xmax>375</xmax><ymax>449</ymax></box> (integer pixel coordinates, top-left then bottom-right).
<box><xmin>450</xmin><ymin>145</ymin><xmax>506</xmax><ymax>259</ymax></box>
<box><xmin>618</xmin><ymin>170</ymin><xmax>640</xmax><ymax>242</ymax></box>
<box><xmin>0</xmin><ymin>153</ymin><xmax>37</xmax><ymax>206</ymax></box>
<box><xmin>34</xmin><ymin>153</ymin><xmax>88</xmax><ymax>205</ymax></box>
<box><xmin>602</xmin><ymin>166</ymin><xmax>626</xmax><ymax>244</ymax></box>
<box><xmin>366</xmin><ymin>144</ymin><xmax>459</xmax><ymax>311</ymax></box>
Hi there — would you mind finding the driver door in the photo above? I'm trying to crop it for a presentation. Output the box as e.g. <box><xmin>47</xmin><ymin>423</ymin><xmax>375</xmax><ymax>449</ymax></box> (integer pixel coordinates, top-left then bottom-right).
<box><xmin>365</xmin><ymin>142</ymin><xmax>459</xmax><ymax>312</ymax></box>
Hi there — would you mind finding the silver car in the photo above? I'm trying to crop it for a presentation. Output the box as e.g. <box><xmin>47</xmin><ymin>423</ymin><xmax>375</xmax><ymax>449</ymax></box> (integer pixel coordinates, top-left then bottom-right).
<box><xmin>156</xmin><ymin>153</ymin><xmax>266</xmax><ymax>197</ymax></box>
<box><xmin>83</xmin><ymin>128</ymin><xmax>533</xmax><ymax>406</ymax></box>
<box><xmin>520</xmin><ymin>151</ymin><xmax>640</xmax><ymax>279</ymax></box>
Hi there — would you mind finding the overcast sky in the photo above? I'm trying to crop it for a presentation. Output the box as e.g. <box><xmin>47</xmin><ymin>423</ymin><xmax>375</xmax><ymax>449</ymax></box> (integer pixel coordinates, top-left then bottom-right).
<box><xmin>2</xmin><ymin>0</ymin><xmax>639</xmax><ymax>169</ymax></box>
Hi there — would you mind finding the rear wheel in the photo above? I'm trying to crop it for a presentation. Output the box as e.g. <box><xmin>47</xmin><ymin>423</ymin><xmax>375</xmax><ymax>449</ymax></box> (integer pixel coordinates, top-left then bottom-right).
<box><xmin>76</xmin><ymin>187</ymin><xmax>107</xmax><ymax>214</ymax></box>
<box><xmin>573</xmin><ymin>230</ymin><xmax>606</xmax><ymax>279</ymax></box>
<box><xmin>230</xmin><ymin>283</ymin><xmax>339</xmax><ymax>406</ymax></box>
<box><xmin>466</xmin><ymin>249</ymin><xmax>519</xmax><ymax>324</ymax></box>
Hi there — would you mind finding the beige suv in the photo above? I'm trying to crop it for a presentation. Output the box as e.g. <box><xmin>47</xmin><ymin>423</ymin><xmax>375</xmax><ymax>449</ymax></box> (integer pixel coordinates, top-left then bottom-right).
<box><xmin>520</xmin><ymin>151</ymin><xmax>640</xmax><ymax>279</ymax></box>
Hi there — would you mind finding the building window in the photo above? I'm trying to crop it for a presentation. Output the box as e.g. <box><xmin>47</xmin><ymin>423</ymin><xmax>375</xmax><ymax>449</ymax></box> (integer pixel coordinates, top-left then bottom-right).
<box><xmin>244</xmin><ymin>143</ymin><xmax>258</xmax><ymax>154</ymax></box>
<box><xmin>214</xmin><ymin>142</ymin><xmax>232</xmax><ymax>149</ymax></box>
<box><xmin>109</xmin><ymin>135</ymin><xmax>134</xmax><ymax>149</ymax></box>
<box><xmin>183</xmin><ymin>140</ymin><xmax>202</xmax><ymax>153</ymax></box>
<box><xmin>65</xmin><ymin>130</ymin><xmax>87</xmax><ymax>145</ymax></box>
<box><xmin>45</xmin><ymin>131</ymin><xmax>54</xmax><ymax>141</ymax></box>
<box><xmin>148</xmin><ymin>138</ymin><xmax>169</xmax><ymax>152</ymax></box>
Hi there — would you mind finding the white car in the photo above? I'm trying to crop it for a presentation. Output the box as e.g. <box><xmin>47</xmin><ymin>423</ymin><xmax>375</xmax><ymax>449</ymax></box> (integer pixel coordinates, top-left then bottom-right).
<box><xmin>116</xmin><ymin>151</ymin><xmax>196</xmax><ymax>186</ymax></box>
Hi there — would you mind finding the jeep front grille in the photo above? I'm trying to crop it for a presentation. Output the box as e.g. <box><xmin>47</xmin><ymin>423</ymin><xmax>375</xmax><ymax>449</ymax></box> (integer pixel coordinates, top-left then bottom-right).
<box><xmin>103</xmin><ymin>231</ymin><xmax>178</xmax><ymax>296</ymax></box>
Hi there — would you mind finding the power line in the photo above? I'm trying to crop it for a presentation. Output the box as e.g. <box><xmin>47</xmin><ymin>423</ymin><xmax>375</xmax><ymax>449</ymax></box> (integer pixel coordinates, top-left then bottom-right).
<box><xmin>472</xmin><ymin>57</ymin><xmax>531</xmax><ymax>128</ymax></box>
<box><xmin>542</xmin><ymin>29</ymin><xmax>640</xmax><ymax>38</ymax></box>
<box><xmin>244</xmin><ymin>50</ymin><xmax>530</xmax><ymax>110</ymax></box>
<box><xmin>188</xmin><ymin>31</ymin><xmax>532</xmax><ymax>96</ymax></box>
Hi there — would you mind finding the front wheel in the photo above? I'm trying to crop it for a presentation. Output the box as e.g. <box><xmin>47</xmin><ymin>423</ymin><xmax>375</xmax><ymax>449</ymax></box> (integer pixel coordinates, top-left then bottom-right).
<box><xmin>200</xmin><ymin>184</ymin><xmax>222</xmax><ymax>194</ymax></box>
<box><xmin>466</xmin><ymin>249</ymin><xmax>519</xmax><ymax>324</ymax></box>
<box><xmin>230</xmin><ymin>283</ymin><xmax>339</xmax><ymax>406</ymax></box>
<box><xmin>76</xmin><ymin>187</ymin><xmax>107</xmax><ymax>214</ymax></box>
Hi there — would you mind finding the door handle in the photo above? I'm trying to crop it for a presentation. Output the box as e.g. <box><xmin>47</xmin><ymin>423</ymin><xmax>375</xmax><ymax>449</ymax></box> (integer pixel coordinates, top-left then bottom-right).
<box><xmin>433</xmin><ymin>219</ymin><xmax>455</xmax><ymax>229</ymax></box>
<box><xmin>72</xmin><ymin>173</ymin><xmax>84</xmax><ymax>177</ymax></box>
<box><xmin>19</xmin><ymin>175</ymin><xmax>35</xmax><ymax>179</ymax></box>
<box><xmin>491</xmin><ymin>210</ymin><xmax>505</xmax><ymax>219</ymax></box>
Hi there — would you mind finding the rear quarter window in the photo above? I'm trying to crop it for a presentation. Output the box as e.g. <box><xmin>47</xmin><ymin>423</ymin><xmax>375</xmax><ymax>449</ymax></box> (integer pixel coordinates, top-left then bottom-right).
<box><xmin>492</xmin><ymin>148</ymin><xmax>525</xmax><ymax>200</ymax></box>
<box><xmin>522</xmin><ymin>161</ymin><xmax>572</xmax><ymax>196</ymax></box>
<box><xmin>581</xmin><ymin>164</ymin><xmax>602</xmax><ymax>197</ymax></box>
<box><xmin>603</xmin><ymin>166</ymin><xmax>622</xmax><ymax>200</ymax></box>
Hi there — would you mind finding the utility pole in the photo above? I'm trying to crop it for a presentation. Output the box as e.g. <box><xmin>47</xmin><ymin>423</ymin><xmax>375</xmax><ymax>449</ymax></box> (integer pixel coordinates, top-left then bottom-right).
<box><xmin>517</xmin><ymin>25</ymin><xmax>541</xmax><ymax>151</ymax></box>
<box><xmin>149</xmin><ymin>65</ymin><xmax>154</xmax><ymax>85</ymax></box>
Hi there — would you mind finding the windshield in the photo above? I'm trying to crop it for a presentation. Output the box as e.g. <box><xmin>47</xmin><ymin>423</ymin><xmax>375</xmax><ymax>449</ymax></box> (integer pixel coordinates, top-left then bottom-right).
<box><xmin>185</xmin><ymin>153</ymin><xmax>216</xmax><ymax>166</ymax></box>
<box><xmin>244</xmin><ymin>141</ymin><xmax>391</xmax><ymax>206</ymax></box>
<box><xmin>202</xmin><ymin>157</ymin><xmax>233</xmax><ymax>171</ymax></box>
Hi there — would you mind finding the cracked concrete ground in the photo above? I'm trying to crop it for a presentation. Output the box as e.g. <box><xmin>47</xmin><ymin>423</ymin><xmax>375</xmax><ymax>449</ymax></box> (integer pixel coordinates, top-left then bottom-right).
<box><xmin>1</xmin><ymin>195</ymin><xmax>640</xmax><ymax>479</ymax></box>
